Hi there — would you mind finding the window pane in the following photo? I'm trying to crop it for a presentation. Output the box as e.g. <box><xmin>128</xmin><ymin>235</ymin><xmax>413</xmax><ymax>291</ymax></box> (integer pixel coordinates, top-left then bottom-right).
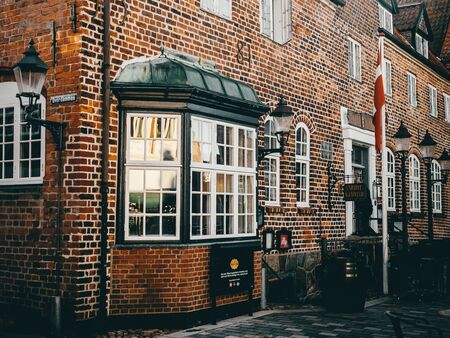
<box><xmin>20</xmin><ymin>161</ymin><xmax>29</xmax><ymax>178</ymax></box>
<box><xmin>162</xmin><ymin>216</ymin><xmax>176</xmax><ymax>235</ymax></box>
<box><xmin>202</xmin><ymin>216</ymin><xmax>210</xmax><ymax>235</ymax></box>
<box><xmin>145</xmin><ymin>192</ymin><xmax>160</xmax><ymax>213</ymax></box>
<box><xmin>129</xmin><ymin>170</ymin><xmax>144</xmax><ymax>191</ymax></box>
<box><xmin>129</xmin><ymin>216</ymin><xmax>143</xmax><ymax>236</ymax></box>
<box><xmin>146</xmin><ymin>140</ymin><xmax>161</xmax><ymax>161</ymax></box>
<box><xmin>130</xmin><ymin>140</ymin><xmax>145</xmax><ymax>160</ymax></box>
<box><xmin>130</xmin><ymin>117</ymin><xmax>145</xmax><ymax>138</ymax></box>
<box><xmin>162</xmin><ymin>140</ymin><xmax>177</xmax><ymax>161</ymax></box>
<box><xmin>4</xmin><ymin>162</ymin><xmax>13</xmax><ymax>178</ymax></box>
<box><xmin>162</xmin><ymin>118</ymin><xmax>177</xmax><ymax>139</ymax></box>
<box><xmin>129</xmin><ymin>193</ymin><xmax>144</xmax><ymax>213</ymax></box>
<box><xmin>162</xmin><ymin>170</ymin><xmax>177</xmax><ymax>191</ymax></box>
<box><xmin>31</xmin><ymin>160</ymin><xmax>40</xmax><ymax>177</ymax></box>
<box><xmin>145</xmin><ymin>216</ymin><xmax>159</xmax><ymax>235</ymax></box>
<box><xmin>162</xmin><ymin>193</ymin><xmax>176</xmax><ymax>214</ymax></box>
<box><xmin>5</xmin><ymin>107</ymin><xmax>13</xmax><ymax>125</ymax></box>
<box><xmin>5</xmin><ymin>144</ymin><xmax>13</xmax><ymax>160</ymax></box>
<box><xmin>146</xmin><ymin>170</ymin><xmax>160</xmax><ymax>191</ymax></box>
<box><xmin>21</xmin><ymin>143</ymin><xmax>30</xmax><ymax>159</ymax></box>
<box><xmin>146</xmin><ymin>117</ymin><xmax>161</xmax><ymax>138</ymax></box>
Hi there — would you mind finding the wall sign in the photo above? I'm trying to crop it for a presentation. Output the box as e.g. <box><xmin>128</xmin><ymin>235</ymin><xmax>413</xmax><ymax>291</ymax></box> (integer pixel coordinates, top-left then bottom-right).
<box><xmin>210</xmin><ymin>244</ymin><xmax>254</xmax><ymax>296</ymax></box>
<box><xmin>344</xmin><ymin>183</ymin><xmax>367</xmax><ymax>201</ymax></box>
<box><xmin>50</xmin><ymin>93</ymin><xmax>77</xmax><ymax>104</ymax></box>
<box><xmin>276</xmin><ymin>228</ymin><xmax>292</xmax><ymax>251</ymax></box>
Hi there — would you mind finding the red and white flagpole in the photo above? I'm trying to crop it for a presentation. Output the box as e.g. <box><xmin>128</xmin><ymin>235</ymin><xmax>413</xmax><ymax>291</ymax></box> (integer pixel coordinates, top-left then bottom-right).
<box><xmin>374</xmin><ymin>34</ymin><xmax>389</xmax><ymax>294</ymax></box>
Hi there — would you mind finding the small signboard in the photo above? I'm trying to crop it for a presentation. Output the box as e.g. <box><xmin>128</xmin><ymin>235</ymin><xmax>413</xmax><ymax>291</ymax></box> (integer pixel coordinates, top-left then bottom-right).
<box><xmin>344</xmin><ymin>183</ymin><xmax>367</xmax><ymax>201</ymax></box>
<box><xmin>210</xmin><ymin>244</ymin><xmax>254</xmax><ymax>296</ymax></box>
<box><xmin>276</xmin><ymin>228</ymin><xmax>292</xmax><ymax>251</ymax></box>
<box><xmin>50</xmin><ymin>93</ymin><xmax>77</xmax><ymax>104</ymax></box>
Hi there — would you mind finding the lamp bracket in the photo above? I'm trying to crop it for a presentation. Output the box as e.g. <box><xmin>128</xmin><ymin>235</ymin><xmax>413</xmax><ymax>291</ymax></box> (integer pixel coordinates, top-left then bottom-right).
<box><xmin>327</xmin><ymin>162</ymin><xmax>344</xmax><ymax>211</ymax></box>
<box><xmin>17</xmin><ymin>94</ymin><xmax>66</xmax><ymax>151</ymax></box>
<box><xmin>258</xmin><ymin>131</ymin><xmax>289</xmax><ymax>164</ymax></box>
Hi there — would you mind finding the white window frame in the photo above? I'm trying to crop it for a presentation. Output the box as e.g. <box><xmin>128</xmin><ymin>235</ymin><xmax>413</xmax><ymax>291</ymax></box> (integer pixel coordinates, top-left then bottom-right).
<box><xmin>407</xmin><ymin>72</ymin><xmax>417</xmax><ymax>107</ymax></box>
<box><xmin>415</xmin><ymin>33</ymin><xmax>428</xmax><ymax>59</ymax></box>
<box><xmin>124</xmin><ymin>113</ymin><xmax>182</xmax><ymax>241</ymax></box>
<box><xmin>200</xmin><ymin>0</ymin><xmax>232</xmax><ymax>20</ymax></box>
<box><xmin>444</xmin><ymin>93</ymin><xmax>450</xmax><ymax>122</ymax></box>
<box><xmin>409</xmin><ymin>154</ymin><xmax>421</xmax><ymax>212</ymax></box>
<box><xmin>431</xmin><ymin>160</ymin><xmax>442</xmax><ymax>214</ymax></box>
<box><xmin>295</xmin><ymin>123</ymin><xmax>310</xmax><ymax>207</ymax></box>
<box><xmin>260</xmin><ymin>0</ymin><xmax>292</xmax><ymax>45</ymax></box>
<box><xmin>429</xmin><ymin>85</ymin><xmax>438</xmax><ymax>117</ymax></box>
<box><xmin>264</xmin><ymin>117</ymin><xmax>280</xmax><ymax>206</ymax></box>
<box><xmin>383</xmin><ymin>59</ymin><xmax>392</xmax><ymax>97</ymax></box>
<box><xmin>348</xmin><ymin>37</ymin><xmax>361</xmax><ymax>81</ymax></box>
<box><xmin>387</xmin><ymin>148</ymin><xmax>395</xmax><ymax>211</ymax></box>
<box><xmin>190</xmin><ymin>116</ymin><xmax>257</xmax><ymax>240</ymax></box>
<box><xmin>379</xmin><ymin>4</ymin><xmax>393</xmax><ymax>34</ymax></box>
<box><xmin>0</xmin><ymin>82</ymin><xmax>45</xmax><ymax>185</ymax></box>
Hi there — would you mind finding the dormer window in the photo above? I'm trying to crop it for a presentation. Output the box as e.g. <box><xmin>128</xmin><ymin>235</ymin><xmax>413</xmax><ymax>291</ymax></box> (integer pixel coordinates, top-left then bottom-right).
<box><xmin>415</xmin><ymin>34</ymin><xmax>428</xmax><ymax>59</ymax></box>
<box><xmin>379</xmin><ymin>4</ymin><xmax>393</xmax><ymax>34</ymax></box>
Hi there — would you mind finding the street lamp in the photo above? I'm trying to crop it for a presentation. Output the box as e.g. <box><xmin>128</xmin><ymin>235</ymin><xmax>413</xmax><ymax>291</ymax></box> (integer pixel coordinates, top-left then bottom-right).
<box><xmin>14</xmin><ymin>39</ymin><xmax>65</xmax><ymax>150</ymax></box>
<box><xmin>393</xmin><ymin>121</ymin><xmax>411</xmax><ymax>251</ymax></box>
<box><xmin>258</xmin><ymin>95</ymin><xmax>294</xmax><ymax>162</ymax></box>
<box><xmin>419</xmin><ymin>130</ymin><xmax>437</xmax><ymax>241</ymax></box>
<box><xmin>14</xmin><ymin>39</ymin><xmax>65</xmax><ymax>338</ymax></box>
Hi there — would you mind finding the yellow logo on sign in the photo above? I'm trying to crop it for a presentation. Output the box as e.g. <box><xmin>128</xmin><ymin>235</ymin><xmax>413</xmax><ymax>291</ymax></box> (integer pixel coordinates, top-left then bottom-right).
<box><xmin>230</xmin><ymin>258</ymin><xmax>239</xmax><ymax>270</ymax></box>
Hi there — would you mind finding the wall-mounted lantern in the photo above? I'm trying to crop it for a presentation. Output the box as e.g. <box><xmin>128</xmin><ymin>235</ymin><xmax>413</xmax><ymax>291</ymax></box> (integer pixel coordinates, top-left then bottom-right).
<box><xmin>262</xmin><ymin>228</ymin><xmax>275</xmax><ymax>252</ymax></box>
<box><xmin>258</xmin><ymin>95</ymin><xmax>294</xmax><ymax>163</ymax></box>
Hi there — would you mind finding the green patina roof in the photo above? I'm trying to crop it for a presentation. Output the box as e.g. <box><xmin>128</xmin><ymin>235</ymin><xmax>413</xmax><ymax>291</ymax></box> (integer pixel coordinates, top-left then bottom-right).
<box><xmin>114</xmin><ymin>47</ymin><xmax>261</xmax><ymax>104</ymax></box>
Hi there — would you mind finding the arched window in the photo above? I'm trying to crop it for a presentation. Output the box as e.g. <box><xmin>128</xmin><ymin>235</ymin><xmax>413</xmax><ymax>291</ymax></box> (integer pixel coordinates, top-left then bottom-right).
<box><xmin>409</xmin><ymin>155</ymin><xmax>421</xmax><ymax>212</ymax></box>
<box><xmin>431</xmin><ymin>160</ymin><xmax>442</xmax><ymax>213</ymax></box>
<box><xmin>387</xmin><ymin>149</ymin><xmax>395</xmax><ymax>211</ymax></box>
<box><xmin>0</xmin><ymin>82</ymin><xmax>45</xmax><ymax>185</ymax></box>
<box><xmin>295</xmin><ymin>123</ymin><xmax>310</xmax><ymax>207</ymax></box>
<box><xmin>264</xmin><ymin>118</ymin><xmax>279</xmax><ymax>205</ymax></box>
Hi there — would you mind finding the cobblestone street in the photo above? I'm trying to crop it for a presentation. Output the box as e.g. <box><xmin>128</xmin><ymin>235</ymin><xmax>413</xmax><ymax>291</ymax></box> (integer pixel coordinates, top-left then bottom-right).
<box><xmin>160</xmin><ymin>299</ymin><xmax>450</xmax><ymax>338</ymax></box>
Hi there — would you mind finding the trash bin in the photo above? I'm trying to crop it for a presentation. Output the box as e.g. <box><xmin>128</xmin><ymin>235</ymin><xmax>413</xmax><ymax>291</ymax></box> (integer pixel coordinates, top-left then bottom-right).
<box><xmin>322</xmin><ymin>249</ymin><xmax>368</xmax><ymax>312</ymax></box>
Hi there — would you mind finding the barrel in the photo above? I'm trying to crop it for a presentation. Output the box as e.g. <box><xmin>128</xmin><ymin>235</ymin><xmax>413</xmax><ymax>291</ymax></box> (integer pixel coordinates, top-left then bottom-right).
<box><xmin>322</xmin><ymin>250</ymin><xmax>368</xmax><ymax>312</ymax></box>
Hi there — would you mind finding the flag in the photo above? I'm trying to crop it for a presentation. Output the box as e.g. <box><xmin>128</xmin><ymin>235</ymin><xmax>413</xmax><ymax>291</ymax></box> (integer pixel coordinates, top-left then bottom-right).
<box><xmin>374</xmin><ymin>41</ymin><xmax>385</xmax><ymax>154</ymax></box>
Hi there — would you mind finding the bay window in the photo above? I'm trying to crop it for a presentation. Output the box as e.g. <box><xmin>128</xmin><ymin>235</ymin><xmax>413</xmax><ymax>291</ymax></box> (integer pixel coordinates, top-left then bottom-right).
<box><xmin>125</xmin><ymin>114</ymin><xmax>181</xmax><ymax>240</ymax></box>
<box><xmin>191</xmin><ymin>117</ymin><xmax>256</xmax><ymax>239</ymax></box>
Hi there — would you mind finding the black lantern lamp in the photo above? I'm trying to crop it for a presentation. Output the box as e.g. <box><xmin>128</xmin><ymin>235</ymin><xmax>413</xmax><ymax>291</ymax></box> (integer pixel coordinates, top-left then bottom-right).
<box><xmin>14</xmin><ymin>39</ymin><xmax>65</xmax><ymax>150</ymax></box>
<box><xmin>258</xmin><ymin>95</ymin><xmax>294</xmax><ymax>163</ymax></box>
<box><xmin>419</xmin><ymin>130</ymin><xmax>437</xmax><ymax>241</ymax></box>
<box><xmin>393</xmin><ymin>121</ymin><xmax>412</xmax><ymax>154</ymax></box>
<box><xmin>393</xmin><ymin>121</ymin><xmax>412</xmax><ymax>252</ymax></box>
<box><xmin>419</xmin><ymin>130</ymin><xmax>437</xmax><ymax>162</ymax></box>
<box><xmin>438</xmin><ymin>149</ymin><xmax>450</xmax><ymax>181</ymax></box>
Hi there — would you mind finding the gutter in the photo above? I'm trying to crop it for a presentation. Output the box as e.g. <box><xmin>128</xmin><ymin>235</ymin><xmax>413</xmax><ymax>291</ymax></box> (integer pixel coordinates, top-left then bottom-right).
<box><xmin>99</xmin><ymin>0</ymin><xmax>110</xmax><ymax>325</ymax></box>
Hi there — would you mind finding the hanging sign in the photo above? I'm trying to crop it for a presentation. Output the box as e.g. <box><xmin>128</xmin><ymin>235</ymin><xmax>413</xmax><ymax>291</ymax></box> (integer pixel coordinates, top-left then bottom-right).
<box><xmin>344</xmin><ymin>183</ymin><xmax>367</xmax><ymax>201</ymax></box>
<box><xmin>50</xmin><ymin>93</ymin><xmax>77</xmax><ymax>104</ymax></box>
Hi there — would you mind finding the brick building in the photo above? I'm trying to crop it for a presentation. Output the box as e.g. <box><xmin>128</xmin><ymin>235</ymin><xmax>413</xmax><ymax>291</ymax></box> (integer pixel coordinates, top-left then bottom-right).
<box><xmin>0</xmin><ymin>0</ymin><xmax>448</xmax><ymax>333</ymax></box>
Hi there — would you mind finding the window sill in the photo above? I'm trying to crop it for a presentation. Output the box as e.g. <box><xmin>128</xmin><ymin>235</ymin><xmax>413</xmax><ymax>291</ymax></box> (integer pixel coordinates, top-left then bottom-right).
<box><xmin>260</xmin><ymin>33</ymin><xmax>292</xmax><ymax>47</ymax></box>
<box><xmin>0</xmin><ymin>183</ymin><xmax>43</xmax><ymax>192</ymax></box>
<box><xmin>114</xmin><ymin>237</ymin><xmax>261</xmax><ymax>249</ymax></box>
<box><xmin>200</xmin><ymin>8</ymin><xmax>232</xmax><ymax>23</ymax></box>
<box><xmin>433</xmin><ymin>212</ymin><xmax>445</xmax><ymax>218</ymax></box>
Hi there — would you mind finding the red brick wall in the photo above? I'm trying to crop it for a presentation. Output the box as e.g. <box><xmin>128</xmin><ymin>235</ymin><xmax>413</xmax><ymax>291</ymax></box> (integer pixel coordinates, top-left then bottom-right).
<box><xmin>0</xmin><ymin>0</ymin><xmax>448</xmax><ymax>323</ymax></box>
<box><xmin>110</xmin><ymin>247</ymin><xmax>261</xmax><ymax>315</ymax></box>
<box><xmin>384</xmin><ymin>37</ymin><xmax>450</xmax><ymax>240</ymax></box>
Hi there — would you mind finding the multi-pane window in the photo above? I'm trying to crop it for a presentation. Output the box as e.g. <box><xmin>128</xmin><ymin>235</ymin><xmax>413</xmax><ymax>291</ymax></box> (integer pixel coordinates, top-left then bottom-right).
<box><xmin>295</xmin><ymin>123</ymin><xmax>310</xmax><ymax>207</ymax></box>
<box><xmin>261</xmin><ymin>0</ymin><xmax>292</xmax><ymax>44</ymax></box>
<box><xmin>191</xmin><ymin>117</ymin><xmax>256</xmax><ymax>239</ymax></box>
<box><xmin>407</xmin><ymin>73</ymin><xmax>417</xmax><ymax>106</ymax></box>
<box><xmin>409</xmin><ymin>155</ymin><xmax>421</xmax><ymax>212</ymax></box>
<box><xmin>0</xmin><ymin>82</ymin><xmax>45</xmax><ymax>185</ymax></box>
<box><xmin>200</xmin><ymin>0</ymin><xmax>232</xmax><ymax>19</ymax></box>
<box><xmin>431</xmin><ymin>160</ymin><xmax>442</xmax><ymax>213</ymax></box>
<box><xmin>125</xmin><ymin>114</ymin><xmax>181</xmax><ymax>240</ymax></box>
<box><xmin>379</xmin><ymin>4</ymin><xmax>393</xmax><ymax>33</ymax></box>
<box><xmin>415</xmin><ymin>34</ymin><xmax>428</xmax><ymax>59</ymax></box>
<box><xmin>383</xmin><ymin>59</ymin><xmax>392</xmax><ymax>96</ymax></box>
<box><xmin>348</xmin><ymin>38</ymin><xmax>361</xmax><ymax>81</ymax></box>
<box><xmin>445</xmin><ymin>94</ymin><xmax>450</xmax><ymax>122</ymax></box>
<box><xmin>429</xmin><ymin>85</ymin><xmax>438</xmax><ymax>117</ymax></box>
<box><xmin>264</xmin><ymin>118</ymin><xmax>279</xmax><ymax>205</ymax></box>
<box><xmin>387</xmin><ymin>149</ymin><xmax>395</xmax><ymax>211</ymax></box>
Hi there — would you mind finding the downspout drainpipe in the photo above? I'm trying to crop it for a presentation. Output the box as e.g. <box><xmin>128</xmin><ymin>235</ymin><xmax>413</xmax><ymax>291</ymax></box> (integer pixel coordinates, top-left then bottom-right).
<box><xmin>99</xmin><ymin>0</ymin><xmax>111</xmax><ymax>326</ymax></box>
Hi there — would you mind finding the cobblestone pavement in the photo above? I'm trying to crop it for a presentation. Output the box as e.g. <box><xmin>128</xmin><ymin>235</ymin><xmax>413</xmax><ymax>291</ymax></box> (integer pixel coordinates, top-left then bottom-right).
<box><xmin>161</xmin><ymin>299</ymin><xmax>450</xmax><ymax>338</ymax></box>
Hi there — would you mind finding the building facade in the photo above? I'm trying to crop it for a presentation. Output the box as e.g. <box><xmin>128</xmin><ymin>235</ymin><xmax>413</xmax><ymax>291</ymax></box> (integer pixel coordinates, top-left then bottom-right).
<box><xmin>0</xmin><ymin>0</ymin><xmax>448</xmax><ymax>332</ymax></box>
